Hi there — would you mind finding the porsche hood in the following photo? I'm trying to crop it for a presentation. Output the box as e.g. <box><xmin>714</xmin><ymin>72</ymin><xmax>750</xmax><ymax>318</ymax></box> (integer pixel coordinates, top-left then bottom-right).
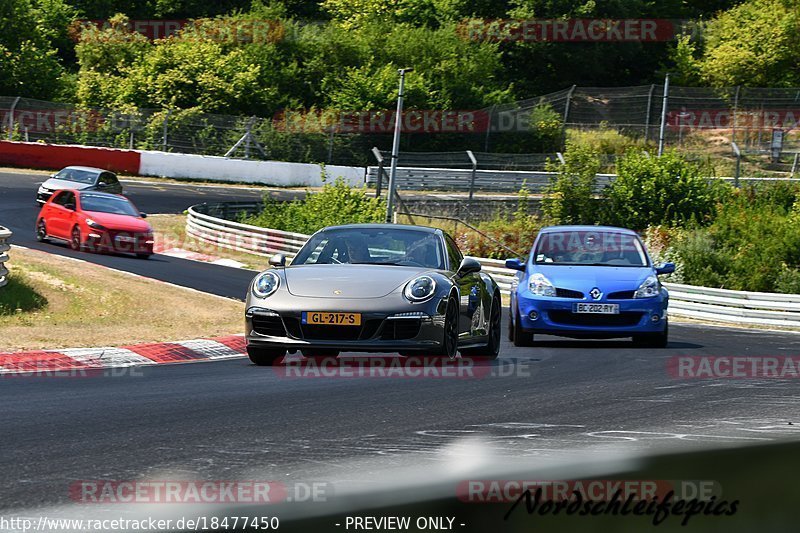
<box><xmin>283</xmin><ymin>264</ymin><xmax>435</xmax><ymax>299</ymax></box>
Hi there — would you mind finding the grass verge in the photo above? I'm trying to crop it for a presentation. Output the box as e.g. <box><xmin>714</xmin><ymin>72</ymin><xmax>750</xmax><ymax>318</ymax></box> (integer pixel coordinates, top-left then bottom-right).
<box><xmin>0</xmin><ymin>247</ymin><xmax>243</xmax><ymax>352</ymax></box>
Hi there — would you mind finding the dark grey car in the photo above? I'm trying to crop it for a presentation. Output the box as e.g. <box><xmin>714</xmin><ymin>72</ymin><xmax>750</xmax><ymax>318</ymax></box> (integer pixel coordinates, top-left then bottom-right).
<box><xmin>244</xmin><ymin>224</ymin><xmax>502</xmax><ymax>365</ymax></box>
<box><xmin>36</xmin><ymin>166</ymin><xmax>123</xmax><ymax>205</ymax></box>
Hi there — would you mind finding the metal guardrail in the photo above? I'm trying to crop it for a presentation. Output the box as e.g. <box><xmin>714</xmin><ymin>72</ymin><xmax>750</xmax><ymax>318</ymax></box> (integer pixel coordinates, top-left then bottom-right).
<box><xmin>186</xmin><ymin>206</ymin><xmax>800</xmax><ymax>328</ymax></box>
<box><xmin>366</xmin><ymin>166</ymin><xmax>616</xmax><ymax>193</ymax></box>
<box><xmin>187</xmin><ymin>204</ymin><xmax>308</xmax><ymax>257</ymax></box>
<box><xmin>366</xmin><ymin>166</ymin><xmax>800</xmax><ymax>194</ymax></box>
<box><xmin>663</xmin><ymin>282</ymin><xmax>800</xmax><ymax>328</ymax></box>
<box><xmin>0</xmin><ymin>226</ymin><xmax>11</xmax><ymax>289</ymax></box>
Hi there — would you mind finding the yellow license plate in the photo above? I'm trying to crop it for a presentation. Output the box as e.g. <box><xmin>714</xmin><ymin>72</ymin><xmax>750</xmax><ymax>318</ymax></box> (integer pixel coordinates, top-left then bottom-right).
<box><xmin>303</xmin><ymin>312</ymin><xmax>362</xmax><ymax>326</ymax></box>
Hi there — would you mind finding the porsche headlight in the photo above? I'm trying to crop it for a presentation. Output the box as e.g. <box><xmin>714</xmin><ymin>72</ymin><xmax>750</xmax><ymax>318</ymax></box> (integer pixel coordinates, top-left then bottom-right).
<box><xmin>252</xmin><ymin>271</ymin><xmax>280</xmax><ymax>298</ymax></box>
<box><xmin>634</xmin><ymin>275</ymin><xmax>660</xmax><ymax>298</ymax></box>
<box><xmin>86</xmin><ymin>219</ymin><xmax>106</xmax><ymax>230</ymax></box>
<box><xmin>404</xmin><ymin>276</ymin><xmax>437</xmax><ymax>302</ymax></box>
<box><xmin>528</xmin><ymin>273</ymin><xmax>556</xmax><ymax>296</ymax></box>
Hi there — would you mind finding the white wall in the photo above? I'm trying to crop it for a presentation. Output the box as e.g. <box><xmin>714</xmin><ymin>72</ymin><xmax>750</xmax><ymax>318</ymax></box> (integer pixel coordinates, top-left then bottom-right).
<box><xmin>138</xmin><ymin>151</ymin><xmax>365</xmax><ymax>187</ymax></box>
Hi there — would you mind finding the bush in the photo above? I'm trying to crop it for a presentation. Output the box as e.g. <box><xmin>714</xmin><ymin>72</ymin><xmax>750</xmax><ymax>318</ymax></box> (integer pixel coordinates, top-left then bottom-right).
<box><xmin>241</xmin><ymin>177</ymin><xmax>386</xmax><ymax>234</ymax></box>
<box><xmin>493</xmin><ymin>104</ymin><xmax>564</xmax><ymax>154</ymax></box>
<box><xmin>601</xmin><ymin>151</ymin><xmax>729</xmax><ymax>231</ymax></box>
<box><xmin>542</xmin><ymin>142</ymin><xmax>602</xmax><ymax>225</ymax></box>
<box><xmin>567</xmin><ymin>128</ymin><xmax>648</xmax><ymax>157</ymax></box>
<box><xmin>776</xmin><ymin>266</ymin><xmax>800</xmax><ymax>294</ymax></box>
<box><xmin>672</xmin><ymin>195</ymin><xmax>800</xmax><ymax>292</ymax></box>
<box><xmin>641</xmin><ymin>226</ymin><xmax>685</xmax><ymax>283</ymax></box>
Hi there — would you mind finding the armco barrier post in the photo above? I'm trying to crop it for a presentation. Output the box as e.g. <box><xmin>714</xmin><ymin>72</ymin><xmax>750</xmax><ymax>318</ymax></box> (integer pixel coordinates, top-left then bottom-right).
<box><xmin>0</xmin><ymin>226</ymin><xmax>11</xmax><ymax>289</ymax></box>
<box><xmin>371</xmin><ymin>147</ymin><xmax>385</xmax><ymax>198</ymax></box>
<box><xmin>466</xmin><ymin>150</ymin><xmax>477</xmax><ymax>201</ymax></box>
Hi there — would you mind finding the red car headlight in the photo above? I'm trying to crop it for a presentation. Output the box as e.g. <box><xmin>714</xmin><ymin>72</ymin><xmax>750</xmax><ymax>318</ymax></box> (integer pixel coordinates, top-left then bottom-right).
<box><xmin>86</xmin><ymin>219</ymin><xmax>107</xmax><ymax>230</ymax></box>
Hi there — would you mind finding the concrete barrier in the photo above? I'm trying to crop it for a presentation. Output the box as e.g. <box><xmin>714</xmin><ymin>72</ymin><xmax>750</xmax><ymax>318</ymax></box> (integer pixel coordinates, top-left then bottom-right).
<box><xmin>0</xmin><ymin>140</ymin><xmax>141</xmax><ymax>174</ymax></box>
<box><xmin>0</xmin><ymin>140</ymin><xmax>366</xmax><ymax>188</ymax></box>
<box><xmin>139</xmin><ymin>150</ymin><xmax>365</xmax><ymax>187</ymax></box>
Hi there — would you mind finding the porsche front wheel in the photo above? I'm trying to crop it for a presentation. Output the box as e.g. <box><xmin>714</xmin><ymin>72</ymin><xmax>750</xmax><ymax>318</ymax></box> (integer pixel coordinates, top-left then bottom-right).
<box><xmin>435</xmin><ymin>296</ymin><xmax>459</xmax><ymax>358</ymax></box>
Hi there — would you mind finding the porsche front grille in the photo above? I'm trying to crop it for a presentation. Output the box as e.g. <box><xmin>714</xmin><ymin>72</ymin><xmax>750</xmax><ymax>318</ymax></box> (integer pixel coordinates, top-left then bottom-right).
<box><xmin>251</xmin><ymin>315</ymin><xmax>286</xmax><ymax>337</ymax></box>
<box><xmin>380</xmin><ymin>318</ymin><xmax>422</xmax><ymax>340</ymax></box>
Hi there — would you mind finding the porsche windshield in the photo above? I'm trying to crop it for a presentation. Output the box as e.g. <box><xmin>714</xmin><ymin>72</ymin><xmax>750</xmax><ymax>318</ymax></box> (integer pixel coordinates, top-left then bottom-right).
<box><xmin>533</xmin><ymin>230</ymin><xmax>649</xmax><ymax>267</ymax></box>
<box><xmin>293</xmin><ymin>227</ymin><xmax>444</xmax><ymax>269</ymax></box>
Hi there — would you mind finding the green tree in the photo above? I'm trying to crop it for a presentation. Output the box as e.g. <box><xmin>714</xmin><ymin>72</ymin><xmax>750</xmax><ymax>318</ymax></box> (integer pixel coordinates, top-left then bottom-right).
<box><xmin>0</xmin><ymin>0</ymin><xmax>72</xmax><ymax>99</ymax></box>
<box><xmin>698</xmin><ymin>0</ymin><xmax>800</xmax><ymax>87</ymax></box>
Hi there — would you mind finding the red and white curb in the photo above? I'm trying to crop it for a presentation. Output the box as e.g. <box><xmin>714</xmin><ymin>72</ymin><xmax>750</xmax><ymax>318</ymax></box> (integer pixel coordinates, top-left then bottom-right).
<box><xmin>153</xmin><ymin>244</ymin><xmax>248</xmax><ymax>269</ymax></box>
<box><xmin>0</xmin><ymin>335</ymin><xmax>246</xmax><ymax>375</ymax></box>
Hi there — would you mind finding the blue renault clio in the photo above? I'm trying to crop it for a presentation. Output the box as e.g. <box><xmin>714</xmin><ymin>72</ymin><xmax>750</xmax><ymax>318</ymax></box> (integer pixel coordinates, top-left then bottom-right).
<box><xmin>506</xmin><ymin>225</ymin><xmax>674</xmax><ymax>347</ymax></box>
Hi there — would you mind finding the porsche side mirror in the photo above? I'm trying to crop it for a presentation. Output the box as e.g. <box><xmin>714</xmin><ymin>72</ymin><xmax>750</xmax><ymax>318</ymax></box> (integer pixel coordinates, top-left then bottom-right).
<box><xmin>64</xmin><ymin>203</ymin><xmax>76</xmax><ymax>211</ymax></box>
<box><xmin>97</xmin><ymin>182</ymin><xmax>108</xmax><ymax>188</ymax></box>
<box><xmin>505</xmin><ymin>258</ymin><xmax>526</xmax><ymax>271</ymax></box>
<box><xmin>269</xmin><ymin>254</ymin><xmax>286</xmax><ymax>268</ymax></box>
<box><xmin>656</xmin><ymin>262</ymin><xmax>675</xmax><ymax>275</ymax></box>
<box><xmin>139</xmin><ymin>212</ymin><xmax>148</xmax><ymax>218</ymax></box>
<box><xmin>457</xmin><ymin>257</ymin><xmax>481</xmax><ymax>277</ymax></box>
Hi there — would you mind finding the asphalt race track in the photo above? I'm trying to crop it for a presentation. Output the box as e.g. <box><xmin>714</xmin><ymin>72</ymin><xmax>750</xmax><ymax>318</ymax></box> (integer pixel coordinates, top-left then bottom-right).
<box><xmin>1</xmin><ymin>170</ymin><xmax>800</xmax><ymax>520</ymax></box>
<box><xmin>0</xmin><ymin>170</ymin><xmax>278</xmax><ymax>298</ymax></box>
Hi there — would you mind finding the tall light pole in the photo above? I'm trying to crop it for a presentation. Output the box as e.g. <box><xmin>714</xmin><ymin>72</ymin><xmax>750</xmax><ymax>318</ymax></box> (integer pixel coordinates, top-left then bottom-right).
<box><xmin>385</xmin><ymin>67</ymin><xmax>413</xmax><ymax>223</ymax></box>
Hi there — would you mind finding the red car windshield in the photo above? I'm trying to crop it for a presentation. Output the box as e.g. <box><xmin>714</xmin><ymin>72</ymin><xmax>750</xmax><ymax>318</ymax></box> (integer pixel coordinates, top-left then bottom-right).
<box><xmin>80</xmin><ymin>194</ymin><xmax>139</xmax><ymax>217</ymax></box>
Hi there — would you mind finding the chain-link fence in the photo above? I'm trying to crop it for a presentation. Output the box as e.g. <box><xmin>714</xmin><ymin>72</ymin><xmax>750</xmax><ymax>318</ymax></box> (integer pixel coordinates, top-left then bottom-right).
<box><xmin>3</xmin><ymin>84</ymin><xmax>800</xmax><ymax>168</ymax></box>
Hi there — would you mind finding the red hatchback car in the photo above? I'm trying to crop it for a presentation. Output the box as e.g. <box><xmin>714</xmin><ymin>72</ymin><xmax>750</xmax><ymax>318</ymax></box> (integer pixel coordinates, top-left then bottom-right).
<box><xmin>36</xmin><ymin>189</ymin><xmax>154</xmax><ymax>259</ymax></box>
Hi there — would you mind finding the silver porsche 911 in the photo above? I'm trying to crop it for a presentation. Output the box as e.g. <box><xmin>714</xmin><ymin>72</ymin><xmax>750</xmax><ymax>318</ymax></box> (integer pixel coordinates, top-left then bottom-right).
<box><xmin>244</xmin><ymin>224</ymin><xmax>502</xmax><ymax>365</ymax></box>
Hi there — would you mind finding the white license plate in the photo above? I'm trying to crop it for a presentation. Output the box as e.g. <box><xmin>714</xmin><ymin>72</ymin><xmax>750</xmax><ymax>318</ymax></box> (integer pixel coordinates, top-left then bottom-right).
<box><xmin>573</xmin><ymin>303</ymin><xmax>619</xmax><ymax>314</ymax></box>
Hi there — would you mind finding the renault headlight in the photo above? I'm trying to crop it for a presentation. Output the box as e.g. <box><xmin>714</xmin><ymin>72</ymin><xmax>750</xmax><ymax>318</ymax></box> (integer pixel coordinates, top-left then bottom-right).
<box><xmin>252</xmin><ymin>271</ymin><xmax>280</xmax><ymax>298</ymax></box>
<box><xmin>634</xmin><ymin>275</ymin><xmax>660</xmax><ymax>298</ymax></box>
<box><xmin>528</xmin><ymin>273</ymin><xmax>556</xmax><ymax>296</ymax></box>
<box><xmin>404</xmin><ymin>276</ymin><xmax>436</xmax><ymax>302</ymax></box>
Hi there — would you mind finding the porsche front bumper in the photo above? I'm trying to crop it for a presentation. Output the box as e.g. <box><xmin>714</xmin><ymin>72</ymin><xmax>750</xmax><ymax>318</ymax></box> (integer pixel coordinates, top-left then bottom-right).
<box><xmin>245</xmin><ymin>295</ymin><xmax>449</xmax><ymax>353</ymax></box>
